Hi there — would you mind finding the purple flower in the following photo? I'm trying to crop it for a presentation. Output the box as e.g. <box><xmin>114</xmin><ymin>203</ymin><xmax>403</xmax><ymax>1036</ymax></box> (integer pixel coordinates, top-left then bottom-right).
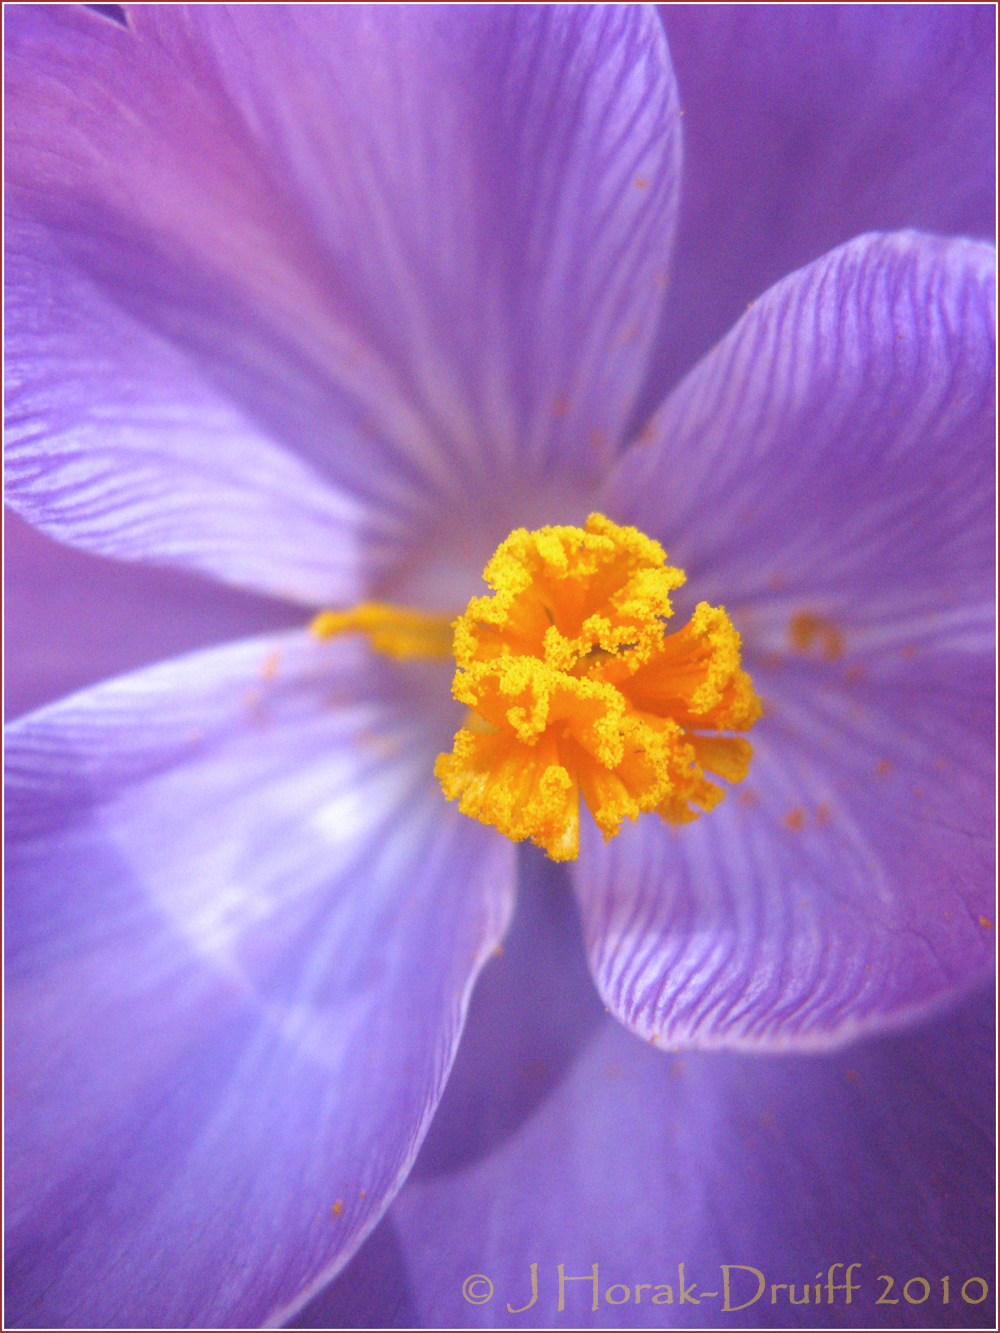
<box><xmin>4</xmin><ymin>5</ymin><xmax>995</xmax><ymax>1329</ymax></box>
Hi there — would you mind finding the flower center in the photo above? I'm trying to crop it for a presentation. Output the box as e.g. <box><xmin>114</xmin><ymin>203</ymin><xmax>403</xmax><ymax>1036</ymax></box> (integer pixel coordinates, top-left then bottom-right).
<box><xmin>435</xmin><ymin>513</ymin><xmax>759</xmax><ymax>859</ymax></box>
<box><xmin>317</xmin><ymin>509</ymin><xmax>762</xmax><ymax>863</ymax></box>
<box><xmin>315</xmin><ymin>513</ymin><xmax>760</xmax><ymax>862</ymax></box>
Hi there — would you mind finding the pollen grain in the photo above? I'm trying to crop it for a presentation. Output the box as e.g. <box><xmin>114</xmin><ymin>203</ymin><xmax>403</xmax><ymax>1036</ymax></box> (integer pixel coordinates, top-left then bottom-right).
<box><xmin>788</xmin><ymin>611</ymin><xmax>844</xmax><ymax>660</ymax></box>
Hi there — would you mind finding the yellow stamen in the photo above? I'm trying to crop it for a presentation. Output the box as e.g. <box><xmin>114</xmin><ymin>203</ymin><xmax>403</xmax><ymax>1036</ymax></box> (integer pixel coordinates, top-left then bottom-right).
<box><xmin>434</xmin><ymin>514</ymin><xmax>761</xmax><ymax>861</ymax></box>
<box><xmin>311</xmin><ymin>602</ymin><xmax>454</xmax><ymax>660</ymax></box>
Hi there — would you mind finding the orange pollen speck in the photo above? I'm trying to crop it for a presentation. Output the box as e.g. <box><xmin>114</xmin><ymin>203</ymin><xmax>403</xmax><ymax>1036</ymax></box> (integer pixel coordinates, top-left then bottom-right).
<box><xmin>433</xmin><ymin>514</ymin><xmax>761</xmax><ymax>861</ymax></box>
<box><xmin>788</xmin><ymin>611</ymin><xmax>844</xmax><ymax>660</ymax></box>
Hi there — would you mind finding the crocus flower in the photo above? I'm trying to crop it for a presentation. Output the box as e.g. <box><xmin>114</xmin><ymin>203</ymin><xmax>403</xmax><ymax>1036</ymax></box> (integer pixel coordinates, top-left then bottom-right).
<box><xmin>4</xmin><ymin>5</ymin><xmax>995</xmax><ymax>1330</ymax></box>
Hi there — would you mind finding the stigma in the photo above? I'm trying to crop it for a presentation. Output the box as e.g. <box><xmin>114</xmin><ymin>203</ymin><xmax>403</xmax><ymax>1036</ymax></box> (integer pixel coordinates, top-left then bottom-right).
<box><xmin>312</xmin><ymin>514</ymin><xmax>761</xmax><ymax>863</ymax></box>
<box><xmin>435</xmin><ymin>514</ymin><xmax>760</xmax><ymax>861</ymax></box>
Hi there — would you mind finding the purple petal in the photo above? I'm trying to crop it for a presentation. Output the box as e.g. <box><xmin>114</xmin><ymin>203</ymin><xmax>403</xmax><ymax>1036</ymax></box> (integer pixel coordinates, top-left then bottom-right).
<box><xmin>4</xmin><ymin>509</ymin><xmax>303</xmax><ymax>720</ymax></box>
<box><xmin>6</xmin><ymin>633</ymin><xmax>515</xmax><ymax>1327</ymax></box>
<box><xmin>573</xmin><ymin>664</ymin><xmax>992</xmax><ymax>1052</ymax></box>
<box><xmin>7</xmin><ymin>5</ymin><xmax>680</xmax><ymax>601</ymax></box>
<box><xmin>605</xmin><ymin>232</ymin><xmax>994</xmax><ymax>617</ymax></box>
<box><xmin>636</xmin><ymin>4</ymin><xmax>996</xmax><ymax>411</ymax></box>
<box><xmin>130</xmin><ymin>5</ymin><xmax>681</xmax><ymax>477</ymax></box>
<box><xmin>587</xmin><ymin>231</ymin><xmax>994</xmax><ymax>1048</ymax></box>
<box><xmin>298</xmin><ymin>853</ymin><xmax>994</xmax><ymax>1328</ymax></box>
<box><xmin>6</xmin><ymin>8</ymin><xmax>380</xmax><ymax>605</ymax></box>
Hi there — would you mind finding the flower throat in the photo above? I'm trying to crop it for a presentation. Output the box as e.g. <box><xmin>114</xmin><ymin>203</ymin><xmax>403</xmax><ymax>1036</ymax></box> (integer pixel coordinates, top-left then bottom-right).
<box><xmin>314</xmin><ymin>514</ymin><xmax>761</xmax><ymax>861</ymax></box>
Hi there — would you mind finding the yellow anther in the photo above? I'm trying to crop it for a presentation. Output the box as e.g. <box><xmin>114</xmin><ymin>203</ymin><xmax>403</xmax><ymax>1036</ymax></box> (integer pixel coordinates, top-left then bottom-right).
<box><xmin>310</xmin><ymin>602</ymin><xmax>454</xmax><ymax>660</ymax></box>
<box><xmin>435</xmin><ymin>514</ymin><xmax>761</xmax><ymax>861</ymax></box>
